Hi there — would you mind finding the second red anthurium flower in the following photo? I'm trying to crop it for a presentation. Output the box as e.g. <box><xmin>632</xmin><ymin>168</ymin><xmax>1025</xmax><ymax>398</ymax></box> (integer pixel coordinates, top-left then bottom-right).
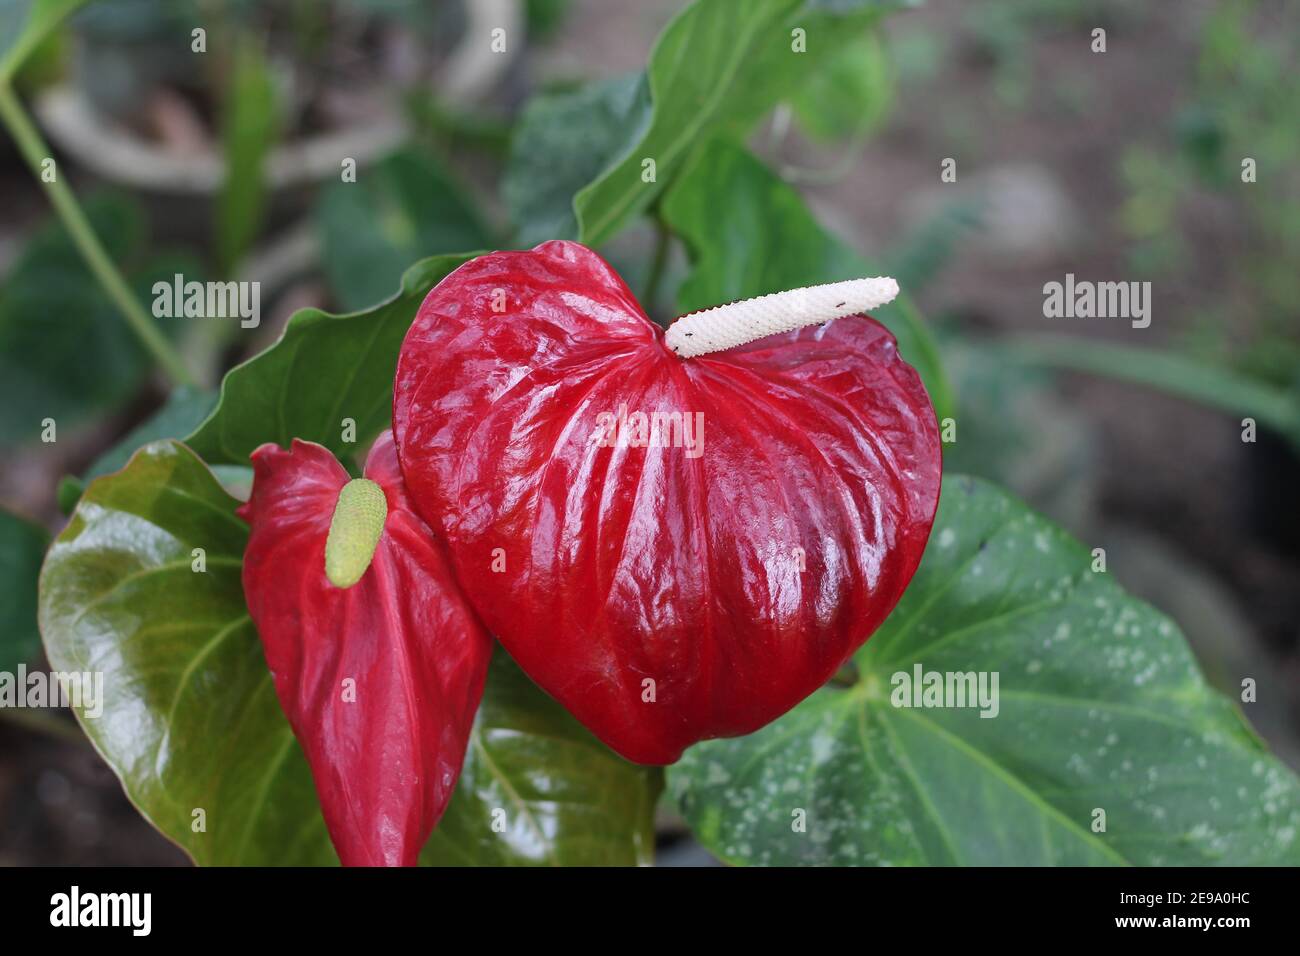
<box><xmin>238</xmin><ymin>430</ymin><xmax>492</xmax><ymax>866</ymax></box>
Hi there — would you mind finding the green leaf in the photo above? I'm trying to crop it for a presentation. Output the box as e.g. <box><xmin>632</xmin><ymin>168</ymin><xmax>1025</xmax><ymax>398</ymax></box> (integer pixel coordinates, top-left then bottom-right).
<box><xmin>508</xmin><ymin>0</ymin><xmax>904</xmax><ymax>247</ymax></box>
<box><xmin>54</xmin><ymin>386</ymin><xmax>219</xmax><ymax>515</ymax></box>
<box><xmin>524</xmin><ymin>0</ymin><xmax>571</xmax><ymax>38</ymax></box>
<box><xmin>0</xmin><ymin>508</ymin><xmax>48</xmax><ymax>671</ymax></box>
<box><xmin>39</xmin><ymin>440</ymin><xmax>657</xmax><ymax>865</ymax></box>
<box><xmin>1003</xmin><ymin>335</ymin><xmax>1300</xmax><ymax>452</ymax></box>
<box><xmin>0</xmin><ymin>0</ymin><xmax>88</xmax><ymax>85</ymax></box>
<box><xmin>216</xmin><ymin>39</ymin><xmax>280</xmax><ymax>274</ymax></box>
<box><xmin>0</xmin><ymin>195</ymin><xmax>197</xmax><ymax>447</ymax></box>
<box><xmin>186</xmin><ymin>253</ymin><xmax>474</xmax><ymax>466</ymax></box>
<box><xmin>50</xmin><ymin>388</ymin><xmax>217</xmax><ymax>514</ymax></box>
<box><xmin>576</xmin><ymin>0</ymin><xmax>906</xmax><ymax>246</ymax></box>
<box><xmin>86</xmin><ymin>387</ymin><xmax>218</xmax><ymax>482</ymax></box>
<box><xmin>38</xmin><ymin>440</ymin><xmax>321</xmax><ymax>865</ymax></box>
<box><xmin>668</xmin><ymin>475</ymin><xmax>1300</xmax><ymax>866</ymax></box>
<box><xmin>792</xmin><ymin>31</ymin><xmax>893</xmax><ymax>141</ymax></box>
<box><xmin>56</xmin><ymin>475</ymin><xmax>83</xmax><ymax>515</ymax></box>
<box><xmin>319</xmin><ymin>149</ymin><xmax>493</xmax><ymax>310</ymax></box>
<box><xmin>662</xmin><ymin>139</ymin><xmax>953</xmax><ymax>421</ymax></box>
<box><xmin>421</xmin><ymin>650</ymin><xmax>661</xmax><ymax>866</ymax></box>
<box><xmin>504</xmin><ymin>73</ymin><xmax>651</xmax><ymax>247</ymax></box>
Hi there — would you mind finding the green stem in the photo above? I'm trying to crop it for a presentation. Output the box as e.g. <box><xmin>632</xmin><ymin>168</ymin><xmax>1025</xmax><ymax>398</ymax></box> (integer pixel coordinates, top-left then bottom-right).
<box><xmin>0</xmin><ymin>83</ymin><xmax>195</xmax><ymax>387</ymax></box>
<box><xmin>644</xmin><ymin>218</ymin><xmax>672</xmax><ymax>325</ymax></box>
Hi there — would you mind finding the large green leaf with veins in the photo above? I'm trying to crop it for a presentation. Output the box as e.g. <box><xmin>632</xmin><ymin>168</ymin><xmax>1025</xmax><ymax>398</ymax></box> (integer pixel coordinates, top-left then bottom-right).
<box><xmin>422</xmin><ymin>651</ymin><xmax>659</xmax><ymax>866</ymax></box>
<box><xmin>39</xmin><ymin>440</ymin><xmax>656</xmax><ymax>865</ymax></box>
<box><xmin>668</xmin><ymin>475</ymin><xmax>1300</xmax><ymax>866</ymax></box>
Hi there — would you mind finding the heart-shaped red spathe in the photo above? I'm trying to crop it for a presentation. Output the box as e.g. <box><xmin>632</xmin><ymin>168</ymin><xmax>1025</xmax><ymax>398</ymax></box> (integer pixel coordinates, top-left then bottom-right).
<box><xmin>393</xmin><ymin>240</ymin><xmax>941</xmax><ymax>765</ymax></box>
<box><xmin>238</xmin><ymin>430</ymin><xmax>492</xmax><ymax>865</ymax></box>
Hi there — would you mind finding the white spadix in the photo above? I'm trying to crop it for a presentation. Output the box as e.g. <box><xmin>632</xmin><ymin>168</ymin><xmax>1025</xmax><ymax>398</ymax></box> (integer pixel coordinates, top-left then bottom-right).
<box><xmin>663</xmin><ymin>277</ymin><xmax>900</xmax><ymax>359</ymax></box>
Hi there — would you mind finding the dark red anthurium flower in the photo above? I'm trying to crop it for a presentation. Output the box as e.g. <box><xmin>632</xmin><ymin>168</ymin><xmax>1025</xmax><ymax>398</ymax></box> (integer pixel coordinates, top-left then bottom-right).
<box><xmin>393</xmin><ymin>240</ymin><xmax>941</xmax><ymax>765</ymax></box>
<box><xmin>238</xmin><ymin>430</ymin><xmax>491</xmax><ymax>865</ymax></box>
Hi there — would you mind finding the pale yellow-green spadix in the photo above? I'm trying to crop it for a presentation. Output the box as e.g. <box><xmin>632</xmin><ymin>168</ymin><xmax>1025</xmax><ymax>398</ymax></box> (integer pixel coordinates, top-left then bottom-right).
<box><xmin>324</xmin><ymin>478</ymin><xmax>388</xmax><ymax>588</ymax></box>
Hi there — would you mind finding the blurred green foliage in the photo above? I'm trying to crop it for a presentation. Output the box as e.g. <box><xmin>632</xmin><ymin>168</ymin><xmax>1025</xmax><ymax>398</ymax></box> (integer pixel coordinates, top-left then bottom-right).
<box><xmin>525</xmin><ymin>0</ymin><xmax>571</xmax><ymax>38</ymax></box>
<box><xmin>961</xmin><ymin>0</ymin><xmax>1139</xmax><ymax>109</ymax></box>
<box><xmin>0</xmin><ymin>196</ymin><xmax>199</xmax><ymax>447</ymax></box>
<box><xmin>0</xmin><ymin>508</ymin><xmax>48</xmax><ymax>670</ymax></box>
<box><xmin>1121</xmin><ymin>0</ymin><xmax>1300</xmax><ymax>391</ymax></box>
<box><xmin>0</xmin><ymin>0</ymin><xmax>92</xmax><ymax>85</ymax></box>
<box><xmin>216</xmin><ymin>39</ymin><xmax>280</xmax><ymax>276</ymax></box>
<box><xmin>318</xmin><ymin>149</ymin><xmax>493</xmax><ymax>310</ymax></box>
<box><xmin>792</xmin><ymin>31</ymin><xmax>894</xmax><ymax>141</ymax></box>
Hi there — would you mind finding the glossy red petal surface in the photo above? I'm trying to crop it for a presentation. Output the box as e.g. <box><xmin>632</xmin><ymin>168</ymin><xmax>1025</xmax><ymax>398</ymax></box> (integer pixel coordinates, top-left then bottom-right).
<box><xmin>394</xmin><ymin>241</ymin><xmax>941</xmax><ymax>765</ymax></box>
<box><xmin>237</xmin><ymin>430</ymin><xmax>491</xmax><ymax>865</ymax></box>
